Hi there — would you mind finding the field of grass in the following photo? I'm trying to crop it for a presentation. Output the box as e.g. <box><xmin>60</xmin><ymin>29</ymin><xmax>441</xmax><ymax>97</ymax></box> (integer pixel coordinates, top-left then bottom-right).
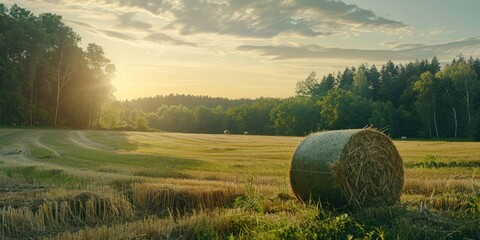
<box><xmin>0</xmin><ymin>128</ymin><xmax>479</xmax><ymax>239</ymax></box>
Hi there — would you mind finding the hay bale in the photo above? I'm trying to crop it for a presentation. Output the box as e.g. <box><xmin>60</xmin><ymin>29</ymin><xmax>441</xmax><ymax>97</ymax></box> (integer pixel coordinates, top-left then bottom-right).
<box><xmin>290</xmin><ymin>129</ymin><xmax>404</xmax><ymax>208</ymax></box>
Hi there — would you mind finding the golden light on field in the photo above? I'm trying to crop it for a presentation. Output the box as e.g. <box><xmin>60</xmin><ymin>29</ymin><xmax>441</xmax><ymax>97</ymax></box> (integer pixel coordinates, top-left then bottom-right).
<box><xmin>0</xmin><ymin>129</ymin><xmax>479</xmax><ymax>238</ymax></box>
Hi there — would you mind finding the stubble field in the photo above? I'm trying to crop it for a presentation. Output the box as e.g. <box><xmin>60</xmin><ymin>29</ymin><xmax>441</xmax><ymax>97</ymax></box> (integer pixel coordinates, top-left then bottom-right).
<box><xmin>0</xmin><ymin>129</ymin><xmax>479</xmax><ymax>239</ymax></box>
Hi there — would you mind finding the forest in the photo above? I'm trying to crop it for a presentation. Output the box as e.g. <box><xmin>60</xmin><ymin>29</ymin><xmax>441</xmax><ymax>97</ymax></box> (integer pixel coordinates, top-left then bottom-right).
<box><xmin>0</xmin><ymin>4</ymin><xmax>114</xmax><ymax>129</ymax></box>
<box><xmin>1</xmin><ymin>4</ymin><xmax>480</xmax><ymax>139</ymax></box>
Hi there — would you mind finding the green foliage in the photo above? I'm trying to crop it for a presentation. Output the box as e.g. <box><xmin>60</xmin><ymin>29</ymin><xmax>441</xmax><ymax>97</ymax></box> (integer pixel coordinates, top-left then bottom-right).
<box><xmin>99</xmin><ymin>102</ymin><xmax>123</xmax><ymax>129</ymax></box>
<box><xmin>369</xmin><ymin>101</ymin><xmax>394</xmax><ymax>133</ymax></box>
<box><xmin>354</xmin><ymin>67</ymin><xmax>369</xmax><ymax>98</ymax></box>
<box><xmin>469</xmin><ymin>113</ymin><xmax>480</xmax><ymax>140</ymax></box>
<box><xmin>319</xmin><ymin>89</ymin><xmax>373</xmax><ymax>130</ymax></box>
<box><xmin>108</xmin><ymin>56</ymin><xmax>479</xmax><ymax>139</ymax></box>
<box><xmin>134</xmin><ymin>113</ymin><xmax>149</xmax><ymax>131</ymax></box>
<box><xmin>0</xmin><ymin>4</ymin><xmax>113</xmax><ymax>128</ymax></box>
<box><xmin>229</xmin><ymin>205</ymin><xmax>385</xmax><ymax>240</ymax></box>
<box><xmin>270</xmin><ymin>97</ymin><xmax>319</xmax><ymax>135</ymax></box>
<box><xmin>295</xmin><ymin>71</ymin><xmax>319</xmax><ymax>97</ymax></box>
<box><xmin>234</xmin><ymin>177</ymin><xmax>264</xmax><ymax>213</ymax></box>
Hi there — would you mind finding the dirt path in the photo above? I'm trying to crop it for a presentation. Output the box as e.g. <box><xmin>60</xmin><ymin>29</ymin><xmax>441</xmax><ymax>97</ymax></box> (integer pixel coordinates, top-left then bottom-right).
<box><xmin>68</xmin><ymin>131</ymin><xmax>112</xmax><ymax>151</ymax></box>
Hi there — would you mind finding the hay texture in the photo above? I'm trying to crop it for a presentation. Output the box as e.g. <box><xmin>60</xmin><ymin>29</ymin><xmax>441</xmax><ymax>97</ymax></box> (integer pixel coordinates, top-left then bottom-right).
<box><xmin>290</xmin><ymin>129</ymin><xmax>404</xmax><ymax>208</ymax></box>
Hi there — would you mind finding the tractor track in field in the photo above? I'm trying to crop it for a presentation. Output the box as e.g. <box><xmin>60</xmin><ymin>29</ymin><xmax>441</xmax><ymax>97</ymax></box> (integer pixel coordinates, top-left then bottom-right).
<box><xmin>33</xmin><ymin>131</ymin><xmax>61</xmax><ymax>158</ymax></box>
<box><xmin>68</xmin><ymin>131</ymin><xmax>112</xmax><ymax>151</ymax></box>
<box><xmin>0</xmin><ymin>128</ymin><xmax>22</xmax><ymax>138</ymax></box>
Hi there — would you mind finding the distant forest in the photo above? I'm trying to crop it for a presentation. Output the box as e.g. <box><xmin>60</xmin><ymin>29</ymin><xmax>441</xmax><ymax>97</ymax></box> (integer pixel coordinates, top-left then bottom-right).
<box><xmin>1</xmin><ymin>5</ymin><xmax>480</xmax><ymax>140</ymax></box>
<box><xmin>117</xmin><ymin>55</ymin><xmax>480</xmax><ymax>140</ymax></box>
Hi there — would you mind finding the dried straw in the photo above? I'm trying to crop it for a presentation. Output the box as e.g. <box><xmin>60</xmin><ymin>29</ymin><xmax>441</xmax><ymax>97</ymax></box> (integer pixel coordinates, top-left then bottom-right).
<box><xmin>290</xmin><ymin>129</ymin><xmax>404</xmax><ymax>208</ymax></box>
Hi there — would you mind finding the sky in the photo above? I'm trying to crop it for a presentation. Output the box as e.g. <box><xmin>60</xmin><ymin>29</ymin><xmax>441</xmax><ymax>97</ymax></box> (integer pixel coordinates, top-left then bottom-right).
<box><xmin>5</xmin><ymin>0</ymin><xmax>480</xmax><ymax>100</ymax></box>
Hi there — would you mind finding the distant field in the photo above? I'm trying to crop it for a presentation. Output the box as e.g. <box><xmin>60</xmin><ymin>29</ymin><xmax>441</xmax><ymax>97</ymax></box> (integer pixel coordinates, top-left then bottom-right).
<box><xmin>0</xmin><ymin>129</ymin><xmax>479</xmax><ymax>239</ymax></box>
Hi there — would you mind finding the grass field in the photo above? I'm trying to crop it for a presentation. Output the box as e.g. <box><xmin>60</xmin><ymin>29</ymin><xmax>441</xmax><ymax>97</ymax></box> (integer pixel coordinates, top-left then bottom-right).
<box><xmin>0</xmin><ymin>129</ymin><xmax>479</xmax><ymax>239</ymax></box>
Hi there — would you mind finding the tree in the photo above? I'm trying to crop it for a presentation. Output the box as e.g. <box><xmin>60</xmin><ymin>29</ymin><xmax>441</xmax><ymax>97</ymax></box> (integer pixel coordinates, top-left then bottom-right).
<box><xmin>0</xmin><ymin>4</ymin><xmax>113</xmax><ymax>129</ymax></box>
<box><xmin>436</xmin><ymin>69</ymin><xmax>460</xmax><ymax>138</ymax></box>
<box><xmin>353</xmin><ymin>67</ymin><xmax>369</xmax><ymax>98</ymax></box>
<box><xmin>319</xmin><ymin>90</ymin><xmax>372</xmax><ymax>130</ymax></box>
<box><xmin>194</xmin><ymin>105</ymin><xmax>214</xmax><ymax>133</ymax></box>
<box><xmin>85</xmin><ymin>43</ymin><xmax>115</xmax><ymax>128</ymax></box>
<box><xmin>270</xmin><ymin>97</ymin><xmax>320</xmax><ymax>136</ymax></box>
<box><xmin>337</xmin><ymin>67</ymin><xmax>355</xmax><ymax>90</ymax></box>
<box><xmin>226</xmin><ymin>99</ymin><xmax>279</xmax><ymax>134</ymax></box>
<box><xmin>414</xmin><ymin>72</ymin><xmax>440</xmax><ymax>138</ymax></box>
<box><xmin>435</xmin><ymin>60</ymin><xmax>477</xmax><ymax>138</ymax></box>
<box><xmin>366</xmin><ymin>65</ymin><xmax>381</xmax><ymax>100</ymax></box>
<box><xmin>369</xmin><ymin>101</ymin><xmax>395</xmax><ymax>134</ymax></box>
<box><xmin>296</xmin><ymin>72</ymin><xmax>318</xmax><ymax>97</ymax></box>
<box><xmin>379</xmin><ymin>61</ymin><xmax>400</xmax><ymax>103</ymax></box>
<box><xmin>443</xmin><ymin>62</ymin><xmax>476</xmax><ymax>123</ymax></box>
<box><xmin>315</xmin><ymin>74</ymin><xmax>335</xmax><ymax>98</ymax></box>
<box><xmin>40</xmin><ymin>12</ymin><xmax>81</xmax><ymax>127</ymax></box>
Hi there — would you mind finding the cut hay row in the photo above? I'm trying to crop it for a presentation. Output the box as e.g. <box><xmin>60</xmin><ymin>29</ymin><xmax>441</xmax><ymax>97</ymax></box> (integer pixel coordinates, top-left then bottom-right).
<box><xmin>1</xmin><ymin>182</ymin><xmax>244</xmax><ymax>238</ymax></box>
<box><xmin>131</xmin><ymin>182</ymin><xmax>242</xmax><ymax>214</ymax></box>
<box><xmin>1</xmin><ymin>192</ymin><xmax>133</xmax><ymax>238</ymax></box>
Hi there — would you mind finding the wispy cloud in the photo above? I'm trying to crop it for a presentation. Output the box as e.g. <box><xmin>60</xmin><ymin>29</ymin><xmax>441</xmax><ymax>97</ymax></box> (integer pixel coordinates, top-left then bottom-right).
<box><xmin>238</xmin><ymin>37</ymin><xmax>480</xmax><ymax>61</ymax></box>
<box><xmin>116</xmin><ymin>12</ymin><xmax>152</xmax><ymax>31</ymax></box>
<box><xmin>101</xmin><ymin>30</ymin><xmax>136</xmax><ymax>41</ymax></box>
<box><xmin>145</xmin><ymin>32</ymin><xmax>196</xmax><ymax>46</ymax></box>
<box><xmin>382</xmin><ymin>41</ymin><xmax>426</xmax><ymax>49</ymax></box>
<box><xmin>65</xmin><ymin>19</ymin><xmax>96</xmax><ymax>30</ymax></box>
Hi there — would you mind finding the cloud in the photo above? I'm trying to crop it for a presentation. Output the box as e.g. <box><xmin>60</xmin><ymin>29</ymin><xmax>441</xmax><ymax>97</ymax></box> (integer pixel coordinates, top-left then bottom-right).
<box><xmin>298</xmin><ymin>0</ymin><xmax>407</xmax><ymax>28</ymax></box>
<box><xmin>65</xmin><ymin>19</ymin><xmax>95</xmax><ymax>29</ymax></box>
<box><xmin>428</xmin><ymin>27</ymin><xmax>452</xmax><ymax>36</ymax></box>
<box><xmin>382</xmin><ymin>41</ymin><xmax>426</xmax><ymax>49</ymax></box>
<box><xmin>116</xmin><ymin>12</ymin><xmax>152</xmax><ymax>31</ymax></box>
<box><xmin>145</xmin><ymin>32</ymin><xmax>196</xmax><ymax>46</ymax></box>
<box><xmin>237</xmin><ymin>37</ymin><xmax>480</xmax><ymax>61</ymax></box>
<box><xmin>392</xmin><ymin>43</ymin><xmax>426</xmax><ymax>49</ymax></box>
<box><xmin>101</xmin><ymin>30</ymin><xmax>136</xmax><ymax>41</ymax></box>
<box><xmin>111</xmin><ymin>0</ymin><xmax>170</xmax><ymax>15</ymax></box>
<box><xmin>103</xmin><ymin>0</ymin><xmax>410</xmax><ymax>38</ymax></box>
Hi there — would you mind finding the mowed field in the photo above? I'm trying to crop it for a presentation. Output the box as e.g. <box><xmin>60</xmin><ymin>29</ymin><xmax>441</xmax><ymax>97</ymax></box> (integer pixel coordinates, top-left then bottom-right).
<box><xmin>0</xmin><ymin>129</ymin><xmax>479</xmax><ymax>239</ymax></box>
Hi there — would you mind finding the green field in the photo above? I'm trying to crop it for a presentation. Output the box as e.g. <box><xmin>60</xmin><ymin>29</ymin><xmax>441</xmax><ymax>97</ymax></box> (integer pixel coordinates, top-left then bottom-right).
<box><xmin>0</xmin><ymin>129</ymin><xmax>479</xmax><ymax>239</ymax></box>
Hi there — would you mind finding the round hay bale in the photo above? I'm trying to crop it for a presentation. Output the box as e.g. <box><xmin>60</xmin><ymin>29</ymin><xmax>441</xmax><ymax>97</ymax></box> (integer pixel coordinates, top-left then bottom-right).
<box><xmin>290</xmin><ymin>129</ymin><xmax>404</xmax><ymax>208</ymax></box>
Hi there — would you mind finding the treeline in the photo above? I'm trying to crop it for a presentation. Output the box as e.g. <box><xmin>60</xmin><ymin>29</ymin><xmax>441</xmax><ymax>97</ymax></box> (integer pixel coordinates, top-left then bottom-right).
<box><xmin>102</xmin><ymin>56</ymin><xmax>480</xmax><ymax>139</ymax></box>
<box><xmin>0</xmin><ymin>4</ymin><xmax>114</xmax><ymax>128</ymax></box>
<box><xmin>121</xmin><ymin>94</ymin><xmax>254</xmax><ymax>112</ymax></box>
